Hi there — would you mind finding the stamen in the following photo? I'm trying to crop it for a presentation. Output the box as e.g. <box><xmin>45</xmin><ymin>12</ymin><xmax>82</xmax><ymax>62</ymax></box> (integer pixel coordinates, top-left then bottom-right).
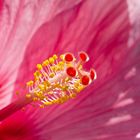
<box><xmin>25</xmin><ymin>51</ymin><xmax>97</xmax><ymax>107</ymax></box>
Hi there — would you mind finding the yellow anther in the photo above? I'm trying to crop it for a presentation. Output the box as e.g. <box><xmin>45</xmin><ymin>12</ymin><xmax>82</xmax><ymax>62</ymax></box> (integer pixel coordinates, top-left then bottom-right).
<box><xmin>55</xmin><ymin>66</ymin><xmax>61</xmax><ymax>71</ymax></box>
<box><xmin>55</xmin><ymin>99</ymin><xmax>60</xmax><ymax>104</ymax></box>
<box><xmin>26</xmin><ymin>93</ymin><xmax>31</xmax><ymax>98</ymax></box>
<box><xmin>34</xmin><ymin>77</ymin><xmax>39</xmax><ymax>82</ymax></box>
<box><xmin>50</xmin><ymin>66</ymin><xmax>55</xmax><ymax>71</ymax></box>
<box><xmin>40</xmin><ymin>105</ymin><xmax>45</xmax><ymax>108</ymax></box>
<box><xmin>65</xmin><ymin>77</ymin><xmax>70</xmax><ymax>82</ymax></box>
<box><xmin>35</xmin><ymin>91</ymin><xmax>44</xmax><ymax>100</ymax></box>
<box><xmin>44</xmin><ymin>101</ymin><xmax>52</xmax><ymax>105</ymax></box>
<box><xmin>79</xmin><ymin>65</ymin><xmax>83</xmax><ymax>70</ymax></box>
<box><xmin>54</xmin><ymin>82</ymin><xmax>60</xmax><ymax>88</ymax></box>
<box><xmin>26</xmin><ymin>80</ymin><xmax>34</xmax><ymax>86</ymax></box>
<box><xmin>62</xmin><ymin>95</ymin><xmax>69</xmax><ymax>101</ymax></box>
<box><xmin>34</xmin><ymin>71</ymin><xmax>42</xmax><ymax>77</ymax></box>
<box><xmin>57</xmin><ymin>67</ymin><xmax>61</xmax><ymax>71</ymax></box>
<box><xmin>70</xmin><ymin>93</ymin><xmax>77</xmax><ymax>98</ymax></box>
<box><xmin>42</xmin><ymin>60</ymin><xmax>49</xmax><ymax>66</ymax></box>
<box><xmin>33</xmin><ymin>97</ymin><xmax>38</xmax><ymax>101</ymax></box>
<box><xmin>48</xmin><ymin>91</ymin><xmax>53</xmax><ymax>95</ymax></box>
<box><xmin>58</xmin><ymin>61</ymin><xmax>65</xmax><ymax>70</ymax></box>
<box><xmin>53</xmin><ymin>54</ymin><xmax>58</xmax><ymax>60</ymax></box>
<box><xmin>59</xmin><ymin>61</ymin><xmax>64</xmax><ymax>66</ymax></box>
<box><xmin>49</xmin><ymin>73</ymin><xmax>55</xmax><ymax>78</ymax></box>
<box><xmin>61</xmin><ymin>86</ymin><xmax>68</xmax><ymax>91</ymax></box>
<box><xmin>38</xmin><ymin>84</ymin><xmax>45</xmax><ymax>91</ymax></box>
<box><xmin>59</xmin><ymin>96</ymin><xmax>68</xmax><ymax>103</ymax></box>
<box><xmin>60</xmin><ymin>54</ymin><xmax>64</xmax><ymax>60</ymax></box>
<box><xmin>76</xmin><ymin>85</ymin><xmax>84</xmax><ymax>93</ymax></box>
<box><xmin>66</xmin><ymin>63</ymin><xmax>73</xmax><ymax>67</ymax></box>
<box><xmin>61</xmin><ymin>95</ymin><xmax>69</xmax><ymax>102</ymax></box>
<box><xmin>34</xmin><ymin>71</ymin><xmax>42</xmax><ymax>82</ymax></box>
<box><xmin>35</xmin><ymin>92</ymin><xmax>40</xmax><ymax>97</ymax></box>
<box><xmin>52</xmin><ymin>99</ymin><xmax>58</xmax><ymax>104</ymax></box>
<box><xmin>36</xmin><ymin>64</ymin><xmax>43</xmax><ymax>70</ymax></box>
<box><xmin>49</xmin><ymin>57</ymin><xmax>55</xmax><ymax>64</ymax></box>
<box><xmin>58</xmin><ymin>98</ymin><xmax>63</xmax><ymax>104</ymax></box>
<box><xmin>43</xmin><ymin>81</ymin><xmax>51</xmax><ymax>87</ymax></box>
<box><xmin>38</xmin><ymin>91</ymin><xmax>43</xmax><ymax>95</ymax></box>
<box><xmin>74</xmin><ymin>81</ymin><xmax>80</xmax><ymax>88</ymax></box>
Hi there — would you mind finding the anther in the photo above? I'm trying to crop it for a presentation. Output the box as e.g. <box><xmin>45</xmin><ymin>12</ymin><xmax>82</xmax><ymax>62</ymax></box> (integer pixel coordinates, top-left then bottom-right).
<box><xmin>26</xmin><ymin>80</ymin><xmax>34</xmax><ymax>86</ymax></box>
<box><xmin>42</xmin><ymin>60</ymin><xmax>49</xmax><ymax>67</ymax></box>
<box><xmin>26</xmin><ymin>51</ymin><xmax>96</xmax><ymax>107</ymax></box>
<box><xmin>36</xmin><ymin>64</ymin><xmax>43</xmax><ymax>70</ymax></box>
<box><xmin>49</xmin><ymin>57</ymin><xmax>55</xmax><ymax>64</ymax></box>
<box><xmin>53</xmin><ymin>54</ymin><xmax>58</xmax><ymax>60</ymax></box>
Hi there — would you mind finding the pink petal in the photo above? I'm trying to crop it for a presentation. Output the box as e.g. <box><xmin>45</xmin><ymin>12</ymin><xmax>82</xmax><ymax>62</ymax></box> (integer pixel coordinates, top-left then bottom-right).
<box><xmin>0</xmin><ymin>0</ymin><xmax>82</xmax><ymax>109</ymax></box>
<box><xmin>0</xmin><ymin>0</ymin><xmax>140</xmax><ymax>140</ymax></box>
<box><xmin>13</xmin><ymin>0</ymin><xmax>130</xmax><ymax>96</ymax></box>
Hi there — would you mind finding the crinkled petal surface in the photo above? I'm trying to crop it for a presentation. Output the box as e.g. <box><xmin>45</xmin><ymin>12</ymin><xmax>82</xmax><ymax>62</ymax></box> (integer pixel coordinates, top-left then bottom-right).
<box><xmin>0</xmin><ymin>0</ymin><xmax>140</xmax><ymax>140</ymax></box>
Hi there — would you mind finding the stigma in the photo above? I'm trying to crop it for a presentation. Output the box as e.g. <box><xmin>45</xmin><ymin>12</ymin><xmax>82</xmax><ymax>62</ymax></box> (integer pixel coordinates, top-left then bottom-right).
<box><xmin>26</xmin><ymin>51</ymin><xmax>97</xmax><ymax>107</ymax></box>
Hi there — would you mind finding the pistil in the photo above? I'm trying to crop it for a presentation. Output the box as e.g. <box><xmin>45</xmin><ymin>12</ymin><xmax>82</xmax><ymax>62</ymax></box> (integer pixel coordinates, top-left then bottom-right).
<box><xmin>0</xmin><ymin>51</ymin><xmax>97</xmax><ymax>121</ymax></box>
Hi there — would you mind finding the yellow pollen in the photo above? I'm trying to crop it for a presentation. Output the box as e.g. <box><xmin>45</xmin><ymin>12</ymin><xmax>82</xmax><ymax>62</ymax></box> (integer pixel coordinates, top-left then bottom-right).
<box><xmin>38</xmin><ymin>84</ymin><xmax>45</xmax><ymax>91</ymax></box>
<box><xmin>34</xmin><ymin>71</ymin><xmax>42</xmax><ymax>77</ymax></box>
<box><xmin>61</xmin><ymin>86</ymin><xmax>68</xmax><ymax>91</ymax></box>
<box><xmin>43</xmin><ymin>81</ymin><xmax>51</xmax><ymax>87</ymax></box>
<box><xmin>53</xmin><ymin>54</ymin><xmax>58</xmax><ymax>60</ymax></box>
<box><xmin>58</xmin><ymin>61</ymin><xmax>64</xmax><ymax>66</ymax></box>
<box><xmin>42</xmin><ymin>60</ymin><xmax>49</xmax><ymax>66</ymax></box>
<box><xmin>65</xmin><ymin>77</ymin><xmax>70</xmax><ymax>82</ymax></box>
<box><xmin>25</xmin><ymin>51</ymin><xmax>97</xmax><ymax>107</ymax></box>
<box><xmin>40</xmin><ymin>105</ymin><xmax>45</xmax><ymax>108</ymax></box>
<box><xmin>60</xmin><ymin>55</ymin><xmax>64</xmax><ymax>60</ymax></box>
<box><xmin>26</xmin><ymin>93</ymin><xmax>31</xmax><ymax>98</ymax></box>
<box><xmin>36</xmin><ymin>64</ymin><xmax>43</xmax><ymax>70</ymax></box>
<box><xmin>70</xmin><ymin>93</ymin><xmax>77</xmax><ymax>98</ymax></box>
<box><xmin>49</xmin><ymin>73</ymin><xmax>55</xmax><ymax>78</ymax></box>
<box><xmin>26</xmin><ymin>80</ymin><xmax>34</xmax><ymax>86</ymax></box>
<box><xmin>32</xmin><ymin>97</ymin><xmax>38</xmax><ymax>101</ymax></box>
<box><xmin>44</xmin><ymin>101</ymin><xmax>52</xmax><ymax>105</ymax></box>
<box><xmin>49</xmin><ymin>57</ymin><xmax>55</xmax><ymax>64</ymax></box>
<box><xmin>47</xmin><ymin>91</ymin><xmax>53</xmax><ymax>94</ymax></box>
<box><xmin>50</xmin><ymin>66</ymin><xmax>55</xmax><ymax>71</ymax></box>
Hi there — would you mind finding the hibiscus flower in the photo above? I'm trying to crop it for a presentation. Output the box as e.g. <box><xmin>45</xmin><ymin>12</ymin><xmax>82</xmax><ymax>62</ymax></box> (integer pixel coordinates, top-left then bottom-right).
<box><xmin>0</xmin><ymin>0</ymin><xmax>140</xmax><ymax>140</ymax></box>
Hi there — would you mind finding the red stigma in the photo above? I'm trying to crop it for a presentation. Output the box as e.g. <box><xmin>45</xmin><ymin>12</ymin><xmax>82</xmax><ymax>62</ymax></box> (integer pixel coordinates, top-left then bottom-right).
<box><xmin>81</xmin><ymin>75</ymin><xmax>90</xmax><ymax>85</ymax></box>
<box><xmin>65</xmin><ymin>53</ymin><xmax>74</xmax><ymax>62</ymax></box>
<box><xmin>90</xmin><ymin>69</ymin><xmax>96</xmax><ymax>80</ymax></box>
<box><xmin>66</xmin><ymin>67</ymin><xmax>76</xmax><ymax>77</ymax></box>
<box><xmin>79</xmin><ymin>52</ymin><xmax>89</xmax><ymax>62</ymax></box>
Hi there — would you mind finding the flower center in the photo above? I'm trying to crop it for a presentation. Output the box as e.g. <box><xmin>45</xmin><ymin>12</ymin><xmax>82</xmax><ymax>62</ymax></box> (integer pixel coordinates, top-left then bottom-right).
<box><xmin>26</xmin><ymin>51</ymin><xmax>97</xmax><ymax>108</ymax></box>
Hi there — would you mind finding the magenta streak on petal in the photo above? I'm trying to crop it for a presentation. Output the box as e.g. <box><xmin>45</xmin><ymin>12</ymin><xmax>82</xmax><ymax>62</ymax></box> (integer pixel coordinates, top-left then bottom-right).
<box><xmin>0</xmin><ymin>111</ymin><xmax>40</xmax><ymax>140</ymax></box>
<box><xmin>0</xmin><ymin>95</ymin><xmax>32</xmax><ymax>121</ymax></box>
<box><xmin>0</xmin><ymin>0</ymin><xmax>3</xmax><ymax>12</ymax></box>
